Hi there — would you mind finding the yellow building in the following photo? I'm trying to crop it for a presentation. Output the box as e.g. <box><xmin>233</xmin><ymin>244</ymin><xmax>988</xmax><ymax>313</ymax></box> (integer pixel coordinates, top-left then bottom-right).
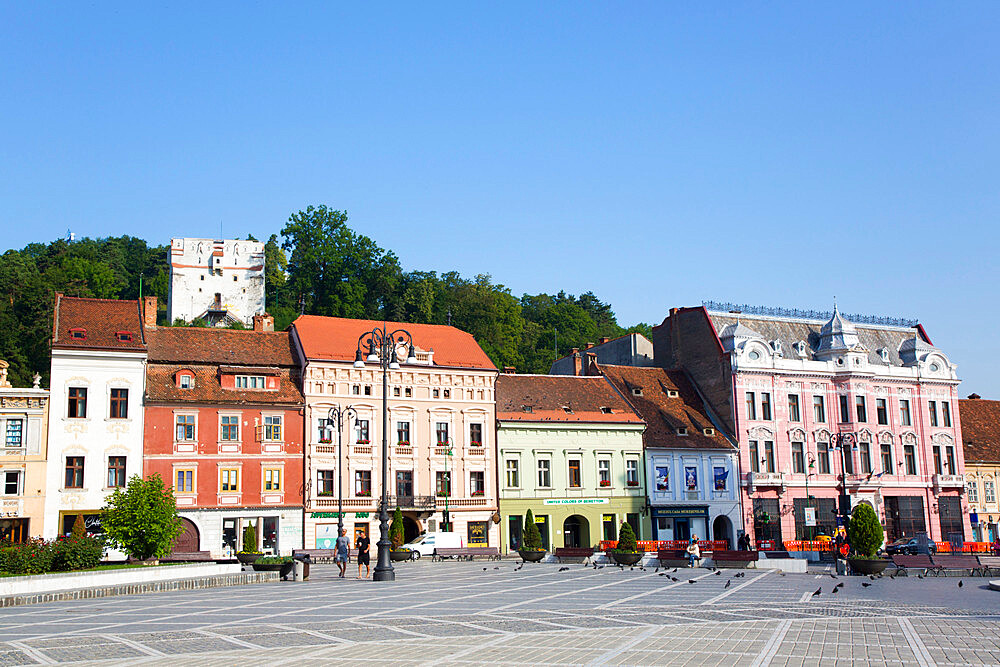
<box><xmin>960</xmin><ymin>396</ymin><xmax>1000</xmax><ymax>543</ymax></box>
<box><xmin>0</xmin><ymin>360</ymin><xmax>49</xmax><ymax>541</ymax></box>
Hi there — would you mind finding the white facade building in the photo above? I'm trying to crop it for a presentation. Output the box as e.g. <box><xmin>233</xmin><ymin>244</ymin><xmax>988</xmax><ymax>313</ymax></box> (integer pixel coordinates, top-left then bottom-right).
<box><xmin>167</xmin><ymin>238</ymin><xmax>265</xmax><ymax>327</ymax></box>
<box><xmin>43</xmin><ymin>295</ymin><xmax>147</xmax><ymax>551</ymax></box>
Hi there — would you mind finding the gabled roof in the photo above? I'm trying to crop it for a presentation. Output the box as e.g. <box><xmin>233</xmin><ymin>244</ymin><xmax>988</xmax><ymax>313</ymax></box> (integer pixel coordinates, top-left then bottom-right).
<box><xmin>146</xmin><ymin>327</ymin><xmax>297</xmax><ymax>366</ymax></box>
<box><xmin>959</xmin><ymin>398</ymin><xmax>1000</xmax><ymax>464</ymax></box>
<box><xmin>496</xmin><ymin>374</ymin><xmax>642</xmax><ymax>424</ymax></box>
<box><xmin>600</xmin><ymin>365</ymin><xmax>734</xmax><ymax>450</ymax></box>
<box><xmin>51</xmin><ymin>294</ymin><xmax>146</xmax><ymax>351</ymax></box>
<box><xmin>292</xmin><ymin>315</ymin><xmax>496</xmax><ymax>371</ymax></box>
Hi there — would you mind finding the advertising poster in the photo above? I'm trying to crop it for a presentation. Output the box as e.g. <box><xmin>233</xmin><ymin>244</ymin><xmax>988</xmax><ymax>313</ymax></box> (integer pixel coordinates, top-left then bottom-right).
<box><xmin>316</xmin><ymin>523</ymin><xmax>338</xmax><ymax>548</ymax></box>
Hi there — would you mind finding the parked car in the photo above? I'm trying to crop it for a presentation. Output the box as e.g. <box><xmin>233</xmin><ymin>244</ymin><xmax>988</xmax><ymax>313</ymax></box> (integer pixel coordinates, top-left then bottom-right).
<box><xmin>404</xmin><ymin>532</ymin><xmax>465</xmax><ymax>559</ymax></box>
<box><xmin>881</xmin><ymin>537</ymin><xmax>937</xmax><ymax>556</ymax></box>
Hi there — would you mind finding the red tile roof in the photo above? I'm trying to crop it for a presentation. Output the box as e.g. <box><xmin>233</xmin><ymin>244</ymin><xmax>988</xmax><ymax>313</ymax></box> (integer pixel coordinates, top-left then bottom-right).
<box><xmin>959</xmin><ymin>398</ymin><xmax>1000</xmax><ymax>464</ymax></box>
<box><xmin>146</xmin><ymin>327</ymin><xmax>297</xmax><ymax>366</ymax></box>
<box><xmin>600</xmin><ymin>365</ymin><xmax>734</xmax><ymax>450</ymax></box>
<box><xmin>51</xmin><ymin>294</ymin><xmax>146</xmax><ymax>351</ymax></box>
<box><xmin>292</xmin><ymin>315</ymin><xmax>496</xmax><ymax>370</ymax></box>
<box><xmin>145</xmin><ymin>364</ymin><xmax>303</xmax><ymax>405</ymax></box>
<box><xmin>496</xmin><ymin>374</ymin><xmax>643</xmax><ymax>424</ymax></box>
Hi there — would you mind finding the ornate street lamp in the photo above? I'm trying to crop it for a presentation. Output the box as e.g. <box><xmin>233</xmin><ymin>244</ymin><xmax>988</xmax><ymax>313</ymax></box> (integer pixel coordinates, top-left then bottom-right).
<box><xmin>353</xmin><ymin>324</ymin><xmax>417</xmax><ymax>582</ymax></box>
<box><xmin>324</xmin><ymin>405</ymin><xmax>356</xmax><ymax>538</ymax></box>
<box><xmin>831</xmin><ymin>432</ymin><xmax>857</xmax><ymax>530</ymax></box>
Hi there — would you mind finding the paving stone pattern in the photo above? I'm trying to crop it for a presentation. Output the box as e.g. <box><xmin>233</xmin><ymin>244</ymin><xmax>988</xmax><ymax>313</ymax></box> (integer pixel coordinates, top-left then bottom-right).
<box><xmin>0</xmin><ymin>561</ymin><xmax>997</xmax><ymax>665</ymax></box>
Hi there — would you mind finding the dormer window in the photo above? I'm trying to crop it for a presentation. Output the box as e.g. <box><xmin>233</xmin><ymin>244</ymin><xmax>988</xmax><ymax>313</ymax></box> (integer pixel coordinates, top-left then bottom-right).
<box><xmin>878</xmin><ymin>348</ymin><xmax>890</xmax><ymax>363</ymax></box>
<box><xmin>600</xmin><ymin>407</ymin><xmax>613</xmax><ymax>414</ymax></box>
<box><xmin>794</xmin><ymin>341</ymin><xmax>808</xmax><ymax>357</ymax></box>
<box><xmin>703</xmin><ymin>428</ymin><xmax>715</xmax><ymax>436</ymax></box>
<box><xmin>562</xmin><ymin>406</ymin><xmax>573</xmax><ymax>414</ymax></box>
<box><xmin>69</xmin><ymin>328</ymin><xmax>86</xmax><ymax>340</ymax></box>
<box><xmin>236</xmin><ymin>375</ymin><xmax>266</xmax><ymax>389</ymax></box>
<box><xmin>667</xmin><ymin>390</ymin><xmax>679</xmax><ymax>398</ymax></box>
<box><xmin>115</xmin><ymin>331</ymin><xmax>133</xmax><ymax>342</ymax></box>
<box><xmin>676</xmin><ymin>427</ymin><xmax>688</xmax><ymax>436</ymax></box>
<box><xmin>521</xmin><ymin>405</ymin><xmax>533</xmax><ymax>413</ymax></box>
<box><xmin>179</xmin><ymin>374</ymin><xmax>194</xmax><ymax>389</ymax></box>
<box><xmin>632</xmin><ymin>387</ymin><xmax>643</xmax><ymax>397</ymax></box>
<box><xmin>772</xmin><ymin>340</ymin><xmax>783</xmax><ymax>357</ymax></box>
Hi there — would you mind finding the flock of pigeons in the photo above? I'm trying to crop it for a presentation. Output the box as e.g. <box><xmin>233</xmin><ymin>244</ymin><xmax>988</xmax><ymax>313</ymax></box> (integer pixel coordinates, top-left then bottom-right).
<box><xmin>481</xmin><ymin>560</ymin><xmax>967</xmax><ymax>595</ymax></box>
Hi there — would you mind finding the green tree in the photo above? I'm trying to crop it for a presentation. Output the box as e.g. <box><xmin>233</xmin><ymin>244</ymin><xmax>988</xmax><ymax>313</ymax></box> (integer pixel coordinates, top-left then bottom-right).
<box><xmin>241</xmin><ymin>524</ymin><xmax>259</xmax><ymax>553</ymax></box>
<box><xmin>101</xmin><ymin>474</ymin><xmax>182</xmax><ymax>560</ymax></box>
<box><xmin>847</xmin><ymin>502</ymin><xmax>884</xmax><ymax>559</ymax></box>
<box><xmin>390</xmin><ymin>507</ymin><xmax>405</xmax><ymax>550</ymax></box>
<box><xmin>281</xmin><ymin>205</ymin><xmax>402</xmax><ymax>319</ymax></box>
<box><xmin>71</xmin><ymin>514</ymin><xmax>86</xmax><ymax>539</ymax></box>
<box><xmin>616</xmin><ymin>522</ymin><xmax>639</xmax><ymax>552</ymax></box>
<box><xmin>522</xmin><ymin>509</ymin><xmax>543</xmax><ymax>551</ymax></box>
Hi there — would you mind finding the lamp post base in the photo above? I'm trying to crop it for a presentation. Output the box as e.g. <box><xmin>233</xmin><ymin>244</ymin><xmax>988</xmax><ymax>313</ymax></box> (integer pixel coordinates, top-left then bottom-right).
<box><xmin>372</xmin><ymin>566</ymin><xmax>395</xmax><ymax>581</ymax></box>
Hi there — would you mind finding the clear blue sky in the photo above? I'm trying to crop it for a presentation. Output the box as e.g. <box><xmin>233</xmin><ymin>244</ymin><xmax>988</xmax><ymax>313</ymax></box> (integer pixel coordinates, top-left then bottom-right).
<box><xmin>3</xmin><ymin>4</ymin><xmax>998</xmax><ymax>396</ymax></box>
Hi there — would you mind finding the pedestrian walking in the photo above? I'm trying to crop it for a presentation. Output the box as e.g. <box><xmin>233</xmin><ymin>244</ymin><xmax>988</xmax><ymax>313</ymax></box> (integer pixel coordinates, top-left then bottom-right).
<box><xmin>335</xmin><ymin>529</ymin><xmax>350</xmax><ymax>578</ymax></box>
<box><xmin>357</xmin><ymin>532</ymin><xmax>371</xmax><ymax>579</ymax></box>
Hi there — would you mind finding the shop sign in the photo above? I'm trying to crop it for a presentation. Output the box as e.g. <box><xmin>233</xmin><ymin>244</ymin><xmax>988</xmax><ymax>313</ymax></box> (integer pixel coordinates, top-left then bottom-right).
<box><xmin>355</xmin><ymin>512</ymin><xmax>370</xmax><ymax>518</ymax></box>
<box><xmin>310</xmin><ymin>512</ymin><xmax>344</xmax><ymax>518</ymax></box>
<box><xmin>542</xmin><ymin>498</ymin><xmax>610</xmax><ymax>506</ymax></box>
<box><xmin>653</xmin><ymin>506</ymin><xmax>708</xmax><ymax>517</ymax></box>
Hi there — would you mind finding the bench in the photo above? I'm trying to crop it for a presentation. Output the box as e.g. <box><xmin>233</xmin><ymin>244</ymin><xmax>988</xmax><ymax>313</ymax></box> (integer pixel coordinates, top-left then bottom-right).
<box><xmin>554</xmin><ymin>547</ymin><xmax>595</xmax><ymax>563</ymax></box>
<box><xmin>657</xmin><ymin>549</ymin><xmax>699</xmax><ymax>568</ymax></box>
<box><xmin>292</xmin><ymin>548</ymin><xmax>359</xmax><ymax>563</ymax></box>
<box><xmin>432</xmin><ymin>547</ymin><xmax>501</xmax><ymax>561</ymax></box>
<box><xmin>891</xmin><ymin>554</ymin><xmax>940</xmax><ymax>576</ymax></box>
<box><xmin>712</xmin><ymin>550</ymin><xmax>759</xmax><ymax>568</ymax></box>
<box><xmin>979</xmin><ymin>556</ymin><xmax>1000</xmax><ymax>576</ymax></box>
<box><xmin>162</xmin><ymin>551</ymin><xmax>214</xmax><ymax>562</ymax></box>
<box><xmin>932</xmin><ymin>554</ymin><xmax>984</xmax><ymax>576</ymax></box>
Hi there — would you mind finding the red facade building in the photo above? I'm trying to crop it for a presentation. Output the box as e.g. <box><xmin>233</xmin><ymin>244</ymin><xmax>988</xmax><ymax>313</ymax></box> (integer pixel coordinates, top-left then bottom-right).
<box><xmin>142</xmin><ymin>298</ymin><xmax>305</xmax><ymax>556</ymax></box>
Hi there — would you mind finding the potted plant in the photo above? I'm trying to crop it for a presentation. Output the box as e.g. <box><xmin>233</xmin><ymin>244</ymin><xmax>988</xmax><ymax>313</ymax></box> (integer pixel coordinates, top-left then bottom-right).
<box><xmin>357</xmin><ymin>490</ymin><xmax>371</xmax><ymax>497</ymax></box>
<box><xmin>608</xmin><ymin>522</ymin><xmax>644</xmax><ymax>565</ymax></box>
<box><xmin>517</xmin><ymin>509</ymin><xmax>546</xmax><ymax>562</ymax></box>
<box><xmin>397</xmin><ymin>440</ymin><xmax>410</xmax><ymax>446</ymax></box>
<box><xmin>237</xmin><ymin>525</ymin><xmax>263</xmax><ymax>565</ymax></box>
<box><xmin>389</xmin><ymin>507</ymin><xmax>412</xmax><ymax>561</ymax></box>
<box><xmin>626</xmin><ymin>480</ymin><xmax>640</xmax><ymax>487</ymax></box>
<box><xmin>599</xmin><ymin>480</ymin><xmax>611</xmax><ymax>487</ymax></box>
<box><xmin>846</xmin><ymin>503</ymin><xmax>888</xmax><ymax>575</ymax></box>
<box><xmin>356</xmin><ymin>439</ymin><xmax>370</xmax><ymax>444</ymax></box>
<box><xmin>252</xmin><ymin>555</ymin><xmax>295</xmax><ymax>579</ymax></box>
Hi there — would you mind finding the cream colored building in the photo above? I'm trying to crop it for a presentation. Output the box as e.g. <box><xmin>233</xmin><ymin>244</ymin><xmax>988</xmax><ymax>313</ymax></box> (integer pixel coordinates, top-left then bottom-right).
<box><xmin>960</xmin><ymin>396</ymin><xmax>1000</xmax><ymax>543</ymax></box>
<box><xmin>0</xmin><ymin>360</ymin><xmax>49</xmax><ymax>541</ymax></box>
<box><xmin>292</xmin><ymin>316</ymin><xmax>499</xmax><ymax>549</ymax></box>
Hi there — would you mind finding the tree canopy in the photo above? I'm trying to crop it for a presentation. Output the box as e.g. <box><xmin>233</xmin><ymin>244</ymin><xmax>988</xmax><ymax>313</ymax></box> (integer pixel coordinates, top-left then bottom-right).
<box><xmin>0</xmin><ymin>206</ymin><xmax>650</xmax><ymax>385</ymax></box>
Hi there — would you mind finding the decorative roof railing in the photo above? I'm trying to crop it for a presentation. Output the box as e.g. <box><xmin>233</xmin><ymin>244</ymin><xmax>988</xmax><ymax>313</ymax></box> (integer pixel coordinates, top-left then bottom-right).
<box><xmin>701</xmin><ymin>301</ymin><xmax>918</xmax><ymax>328</ymax></box>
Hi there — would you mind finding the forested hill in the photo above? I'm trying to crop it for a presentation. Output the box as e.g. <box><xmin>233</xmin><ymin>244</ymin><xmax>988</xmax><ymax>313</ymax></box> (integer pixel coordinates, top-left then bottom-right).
<box><xmin>0</xmin><ymin>205</ymin><xmax>651</xmax><ymax>386</ymax></box>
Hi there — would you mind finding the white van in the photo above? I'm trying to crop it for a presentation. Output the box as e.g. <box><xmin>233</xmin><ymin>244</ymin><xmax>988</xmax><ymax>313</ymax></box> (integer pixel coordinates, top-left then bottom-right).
<box><xmin>405</xmin><ymin>532</ymin><xmax>464</xmax><ymax>558</ymax></box>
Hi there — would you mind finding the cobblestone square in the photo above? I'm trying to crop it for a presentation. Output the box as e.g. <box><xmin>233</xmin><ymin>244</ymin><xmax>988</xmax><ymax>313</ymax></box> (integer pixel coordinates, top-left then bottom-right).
<box><xmin>0</xmin><ymin>562</ymin><xmax>997</xmax><ymax>665</ymax></box>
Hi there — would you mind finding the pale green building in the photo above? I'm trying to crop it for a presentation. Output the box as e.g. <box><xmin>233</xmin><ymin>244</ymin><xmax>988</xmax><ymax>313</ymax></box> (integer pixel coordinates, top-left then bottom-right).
<box><xmin>496</xmin><ymin>374</ymin><xmax>647</xmax><ymax>553</ymax></box>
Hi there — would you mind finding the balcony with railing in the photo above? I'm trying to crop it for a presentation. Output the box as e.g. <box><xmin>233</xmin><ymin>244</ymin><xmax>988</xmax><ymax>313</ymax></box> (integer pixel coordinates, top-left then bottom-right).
<box><xmin>378</xmin><ymin>495</ymin><xmax>437</xmax><ymax>511</ymax></box>
<box><xmin>933</xmin><ymin>473</ymin><xmax>964</xmax><ymax>488</ymax></box>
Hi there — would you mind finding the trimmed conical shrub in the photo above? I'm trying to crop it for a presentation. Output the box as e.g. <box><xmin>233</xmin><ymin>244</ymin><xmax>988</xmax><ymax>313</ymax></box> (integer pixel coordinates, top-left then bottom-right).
<box><xmin>390</xmin><ymin>507</ymin><xmax>405</xmax><ymax>549</ymax></box>
<box><xmin>847</xmin><ymin>502</ymin><xmax>883</xmax><ymax>559</ymax></box>
<box><xmin>617</xmin><ymin>521</ymin><xmax>639</xmax><ymax>552</ymax></box>
<box><xmin>242</xmin><ymin>524</ymin><xmax>259</xmax><ymax>553</ymax></box>
<box><xmin>522</xmin><ymin>509</ymin><xmax>543</xmax><ymax>551</ymax></box>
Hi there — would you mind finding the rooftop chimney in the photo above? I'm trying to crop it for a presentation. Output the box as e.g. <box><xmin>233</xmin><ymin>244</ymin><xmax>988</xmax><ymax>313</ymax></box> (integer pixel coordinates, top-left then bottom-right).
<box><xmin>584</xmin><ymin>342</ymin><xmax>594</xmax><ymax>350</ymax></box>
<box><xmin>143</xmin><ymin>296</ymin><xmax>157</xmax><ymax>329</ymax></box>
<box><xmin>599</xmin><ymin>337</ymin><xmax>610</xmax><ymax>344</ymax></box>
<box><xmin>585</xmin><ymin>352</ymin><xmax>599</xmax><ymax>376</ymax></box>
<box><xmin>502</xmin><ymin>366</ymin><xmax>516</xmax><ymax>374</ymax></box>
<box><xmin>572</xmin><ymin>351</ymin><xmax>582</xmax><ymax>376</ymax></box>
<box><xmin>252</xmin><ymin>314</ymin><xmax>275</xmax><ymax>332</ymax></box>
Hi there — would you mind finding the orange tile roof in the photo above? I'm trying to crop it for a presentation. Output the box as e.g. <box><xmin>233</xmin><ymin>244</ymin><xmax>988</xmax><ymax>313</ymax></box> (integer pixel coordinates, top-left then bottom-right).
<box><xmin>600</xmin><ymin>365</ymin><xmax>734</xmax><ymax>450</ymax></box>
<box><xmin>496</xmin><ymin>374</ymin><xmax>643</xmax><ymax>424</ymax></box>
<box><xmin>146</xmin><ymin>327</ymin><xmax>297</xmax><ymax>366</ymax></box>
<box><xmin>51</xmin><ymin>294</ymin><xmax>146</xmax><ymax>351</ymax></box>
<box><xmin>292</xmin><ymin>315</ymin><xmax>496</xmax><ymax>370</ymax></box>
<box><xmin>960</xmin><ymin>398</ymin><xmax>1000</xmax><ymax>464</ymax></box>
<box><xmin>146</xmin><ymin>364</ymin><xmax>304</xmax><ymax>405</ymax></box>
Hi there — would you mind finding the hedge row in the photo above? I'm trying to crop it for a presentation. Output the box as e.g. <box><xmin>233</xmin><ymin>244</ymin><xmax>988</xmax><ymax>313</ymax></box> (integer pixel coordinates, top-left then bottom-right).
<box><xmin>0</xmin><ymin>536</ymin><xmax>104</xmax><ymax>575</ymax></box>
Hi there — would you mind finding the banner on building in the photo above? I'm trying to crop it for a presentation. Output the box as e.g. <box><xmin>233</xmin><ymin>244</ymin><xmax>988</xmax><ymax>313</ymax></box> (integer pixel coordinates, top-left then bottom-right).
<box><xmin>804</xmin><ymin>507</ymin><xmax>817</xmax><ymax>527</ymax></box>
<box><xmin>713</xmin><ymin>467</ymin><xmax>728</xmax><ymax>491</ymax></box>
<box><xmin>655</xmin><ymin>466</ymin><xmax>669</xmax><ymax>491</ymax></box>
<box><xmin>685</xmin><ymin>466</ymin><xmax>698</xmax><ymax>491</ymax></box>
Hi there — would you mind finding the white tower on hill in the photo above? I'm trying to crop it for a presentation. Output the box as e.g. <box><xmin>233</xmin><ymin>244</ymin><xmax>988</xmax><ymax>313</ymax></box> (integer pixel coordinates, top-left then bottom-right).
<box><xmin>166</xmin><ymin>238</ymin><xmax>265</xmax><ymax>327</ymax></box>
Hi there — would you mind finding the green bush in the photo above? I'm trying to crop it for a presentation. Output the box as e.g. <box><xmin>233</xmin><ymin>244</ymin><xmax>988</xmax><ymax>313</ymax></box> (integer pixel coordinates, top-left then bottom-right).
<box><xmin>256</xmin><ymin>555</ymin><xmax>293</xmax><ymax>565</ymax></box>
<box><xmin>101</xmin><ymin>474</ymin><xmax>182</xmax><ymax>560</ymax></box>
<box><xmin>616</xmin><ymin>522</ymin><xmax>639</xmax><ymax>553</ymax></box>
<box><xmin>847</xmin><ymin>502</ymin><xmax>884</xmax><ymax>559</ymax></box>
<box><xmin>0</xmin><ymin>540</ymin><xmax>54</xmax><ymax>575</ymax></box>
<box><xmin>390</xmin><ymin>507</ymin><xmax>405</xmax><ymax>550</ymax></box>
<box><xmin>241</xmin><ymin>524</ymin><xmax>259</xmax><ymax>554</ymax></box>
<box><xmin>52</xmin><ymin>536</ymin><xmax>104</xmax><ymax>571</ymax></box>
<box><xmin>521</xmin><ymin>509</ymin><xmax>543</xmax><ymax>551</ymax></box>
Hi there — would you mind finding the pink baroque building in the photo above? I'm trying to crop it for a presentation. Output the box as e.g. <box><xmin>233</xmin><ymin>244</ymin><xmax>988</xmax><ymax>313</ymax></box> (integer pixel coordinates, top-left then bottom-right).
<box><xmin>291</xmin><ymin>316</ymin><xmax>499</xmax><ymax>550</ymax></box>
<box><xmin>654</xmin><ymin>305</ymin><xmax>969</xmax><ymax>547</ymax></box>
